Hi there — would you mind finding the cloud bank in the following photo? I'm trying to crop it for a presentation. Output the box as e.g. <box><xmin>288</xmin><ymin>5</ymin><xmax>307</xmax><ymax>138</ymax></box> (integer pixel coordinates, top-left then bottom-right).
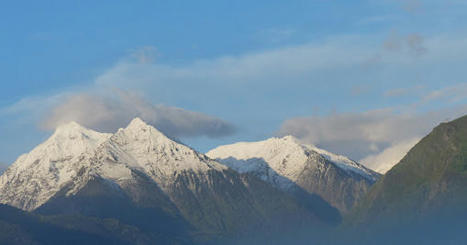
<box><xmin>279</xmin><ymin>104</ymin><xmax>467</xmax><ymax>173</ymax></box>
<box><xmin>360</xmin><ymin>137</ymin><xmax>420</xmax><ymax>173</ymax></box>
<box><xmin>40</xmin><ymin>91</ymin><xmax>235</xmax><ymax>138</ymax></box>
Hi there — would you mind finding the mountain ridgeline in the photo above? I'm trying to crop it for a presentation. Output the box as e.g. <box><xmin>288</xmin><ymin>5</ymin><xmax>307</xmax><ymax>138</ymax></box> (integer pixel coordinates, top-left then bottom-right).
<box><xmin>207</xmin><ymin>136</ymin><xmax>380</xmax><ymax>215</ymax></box>
<box><xmin>3</xmin><ymin>115</ymin><xmax>467</xmax><ymax>244</ymax></box>
<box><xmin>0</xmin><ymin>118</ymin><xmax>355</xmax><ymax>244</ymax></box>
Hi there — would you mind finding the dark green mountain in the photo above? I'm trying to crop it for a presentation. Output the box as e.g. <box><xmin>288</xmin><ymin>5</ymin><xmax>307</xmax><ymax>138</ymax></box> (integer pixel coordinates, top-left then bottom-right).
<box><xmin>346</xmin><ymin>115</ymin><xmax>467</xmax><ymax>244</ymax></box>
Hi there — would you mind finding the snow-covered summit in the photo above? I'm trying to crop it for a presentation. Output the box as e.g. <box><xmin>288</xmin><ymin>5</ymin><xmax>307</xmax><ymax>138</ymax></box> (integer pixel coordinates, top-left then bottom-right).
<box><xmin>0</xmin><ymin>121</ymin><xmax>112</xmax><ymax>210</ymax></box>
<box><xmin>0</xmin><ymin>118</ymin><xmax>226</xmax><ymax>211</ymax></box>
<box><xmin>8</xmin><ymin>121</ymin><xmax>112</xmax><ymax>173</ymax></box>
<box><xmin>54</xmin><ymin>120</ymin><xmax>88</xmax><ymax>133</ymax></box>
<box><xmin>114</xmin><ymin>117</ymin><xmax>176</xmax><ymax>147</ymax></box>
<box><xmin>207</xmin><ymin>135</ymin><xmax>381</xmax><ymax>213</ymax></box>
<box><xmin>108</xmin><ymin>117</ymin><xmax>226</xmax><ymax>189</ymax></box>
<box><xmin>124</xmin><ymin>117</ymin><xmax>165</xmax><ymax>135</ymax></box>
<box><xmin>207</xmin><ymin>135</ymin><xmax>378</xmax><ymax>183</ymax></box>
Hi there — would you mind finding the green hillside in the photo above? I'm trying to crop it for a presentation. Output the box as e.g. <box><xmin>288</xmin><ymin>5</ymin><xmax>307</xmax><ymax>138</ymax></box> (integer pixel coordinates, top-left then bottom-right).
<box><xmin>345</xmin><ymin>115</ymin><xmax>467</xmax><ymax>244</ymax></box>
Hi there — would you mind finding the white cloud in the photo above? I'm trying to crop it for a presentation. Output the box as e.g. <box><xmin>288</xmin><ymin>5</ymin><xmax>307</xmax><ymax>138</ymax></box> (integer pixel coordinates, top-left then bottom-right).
<box><xmin>94</xmin><ymin>35</ymin><xmax>380</xmax><ymax>91</ymax></box>
<box><xmin>0</xmin><ymin>93</ymin><xmax>69</xmax><ymax>116</ymax></box>
<box><xmin>278</xmin><ymin>105</ymin><xmax>467</xmax><ymax>173</ymax></box>
<box><xmin>89</xmin><ymin>33</ymin><xmax>467</xmax><ymax>113</ymax></box>
<box><xmin>383</xmin><ymin>85</ymin><xmax>424</xmax><ymax>97</ymax></box>
<box><xmin>360</xmin><ymin>138</ymin><xmax>420</xmax><ymax>173</ymax></box>
<box><xmin>40</xmin><ymin>91</ymin><xmax>235</xmax><ymax>138</ymax></box>
<box><xmin>420</xmin><ymin>83</ymin><xmax>467</xmax><ymax>105</ymax></box>
<box><xmin>4</xmin><ymin>32</ymin><xmax>467</xmax><ymax>166</ymax></box>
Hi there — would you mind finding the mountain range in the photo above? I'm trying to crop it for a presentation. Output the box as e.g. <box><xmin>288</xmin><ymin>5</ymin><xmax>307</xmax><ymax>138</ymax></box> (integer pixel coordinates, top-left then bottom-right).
<box><xmin>0</xmin><ymin>118</ymin><xmax>358</xmax><ymax>244</ymax></box>
<box><xmin>2</xmin><ymin>116</ymin><xmax>467</xmax><ymax>244</ymax></box>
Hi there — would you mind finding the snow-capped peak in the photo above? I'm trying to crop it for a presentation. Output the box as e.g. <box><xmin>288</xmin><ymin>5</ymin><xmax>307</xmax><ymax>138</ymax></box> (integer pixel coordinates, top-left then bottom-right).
<box><xmin>0</xmin><ymin>122</ymin><xmax>112</xmax><ymax>210</ymax></box>
<box><xmin>120</xmin><ymin>117</ymin><xmax>168</xmax><ymax>142</ymax></box>
<box><xmin>207</xmin><ymin>135</ymin><xmax>379</xmax><ymax>186</ymax></box>
<box><xmin>0</xmin><ymin>118</ymin><xmax>228</xmax><ymax>211</ymax></box>
<box><xmin>207</xmin><ymin>136</ymin><xmax>381</xmax><ymax>214</ymax></box>
<box><xmin>126</xmin><ymin>117</ymin><xmax>154</xmax><ymax>131</ymax></box>
<box><xmin>15</xmin><ymin>122</ymin><xmax>111</xmax><ymax>172</ymax></box>
<box><xmin>115</xmin><ymin>118</ymin><xmax>226</xmax><ymax>177</ymax></box>
<box><xmin>128</xmin><ymin>117</ymin><xmax>146</xmax><ymax>126</ymax></box>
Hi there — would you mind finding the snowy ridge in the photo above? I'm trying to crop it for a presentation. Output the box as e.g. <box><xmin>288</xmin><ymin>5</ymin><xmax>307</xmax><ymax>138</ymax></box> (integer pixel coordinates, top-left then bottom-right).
<box><xmin>104</xmin><ymin>118</ymin><xmax>227</xmax><ymax>190</ymax></box>
<box><xmin>207</xmin><ymin>135</ymin><xmax>379</xmax><ymax>191</ymax></box>
<box><xmin>0</xmin><ymin>122</ymin><xmax>112</xmax><ymax>210</ymax></box>
<box><xmin>303</xmin><ymin>144</ymin><xmax>377</xmax><ymax>180</ymax></box>
<box><xmin>207</xmin><ymin>136</ymin><xmax>310</xmax><ymax>190</ymax></box>
<box><xmin>0</xmin><ymin>118</ymin><xmax>227</xmax><ymax>211</ymax></box>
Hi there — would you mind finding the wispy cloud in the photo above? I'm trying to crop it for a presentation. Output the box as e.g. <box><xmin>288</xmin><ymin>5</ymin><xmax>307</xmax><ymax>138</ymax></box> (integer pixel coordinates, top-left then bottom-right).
<box><xmin>94</xmin><ymin>35</ymin><xmax>379</xmax><ymax>91</ymax></box>
<box><xmin>0</xmin><ymin>92</ymin><xmax>72</xmax><ymax>126</ymax></box>
<box><xmin>420</xmin><ymin>83</ymin><xmax>467</xmax><ymax>105</ymax></box>
<box><xmin>383</xmin><ymin>31</ymin><xmax>427</xmax><ymax>57</ymax></box>
<box><xmin>255</xmin><ymin>27</ymin><xmax>297</xmax><ymax>44</ymax></box>
<box><xmin>3</xmin><ymin>32</ymin><xmax>467</xmax><ymax>165</ymax></box>
<box><xmin>383</xmin><ymin>85</ymin><xmax>424</xmax><ymax>97</ymax></box>
<box><xmin>92</xmin><ymin>33</ymin><xmax>467</xmax><ymax>108</ymax></box>
<box><xmin>128</xmin><ymin>46</ymin><xmax>158</xmax><ymax>64</ymax></box>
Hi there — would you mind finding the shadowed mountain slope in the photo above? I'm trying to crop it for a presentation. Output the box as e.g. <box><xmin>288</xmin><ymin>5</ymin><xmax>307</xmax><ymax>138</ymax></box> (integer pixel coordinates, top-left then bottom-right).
<box><xmin>346</xmin><ymin>115</ymin><xmax>467</xmax><ymax>244</ymax></box>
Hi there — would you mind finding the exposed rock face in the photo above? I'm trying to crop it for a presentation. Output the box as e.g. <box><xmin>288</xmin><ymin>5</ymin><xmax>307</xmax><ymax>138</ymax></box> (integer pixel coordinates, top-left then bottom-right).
<box><xmin>294</xmin><ymin>156</ymin><xmax>377</xmax><ymax>215</ymax></box>
<box><xmin>207</xmin><ymin>136</ymin><xmax>380</xmax><ymax>214</ymax></box>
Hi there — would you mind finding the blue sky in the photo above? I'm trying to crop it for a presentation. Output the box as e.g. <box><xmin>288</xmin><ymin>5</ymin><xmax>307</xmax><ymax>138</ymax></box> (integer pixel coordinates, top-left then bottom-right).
<box><xmin>2</xmin><ymin>0</ymin><xmax>467</xmax><ymax>172</ymax></box>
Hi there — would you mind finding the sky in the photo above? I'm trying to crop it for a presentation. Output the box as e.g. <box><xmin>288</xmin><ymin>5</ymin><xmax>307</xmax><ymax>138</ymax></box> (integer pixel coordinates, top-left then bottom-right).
<box><xmin>2</xmin><ymin>0</ymin><xmax>467</xmax><ymax>173</ymax></box>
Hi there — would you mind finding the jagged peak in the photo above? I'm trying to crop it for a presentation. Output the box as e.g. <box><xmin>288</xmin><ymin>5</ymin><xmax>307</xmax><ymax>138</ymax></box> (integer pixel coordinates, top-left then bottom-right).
<box><xmin>111</xmin><ymin>117</ymin><xmax>184</xmax><ymax>154</ymax></box>
<box><xmin>123</xmin><ymin>117</ymin><xmax>166</xmax><ymax>137</ymax></box>
<box><xmin>105</xmin><ymin>117</ymin><xmax>227</xmax><ymax>179</ymax></box>
<box><xmin>127</xmin><ymin>117</ymin><xmax>149</xmax><ymax>129</ymax></box>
